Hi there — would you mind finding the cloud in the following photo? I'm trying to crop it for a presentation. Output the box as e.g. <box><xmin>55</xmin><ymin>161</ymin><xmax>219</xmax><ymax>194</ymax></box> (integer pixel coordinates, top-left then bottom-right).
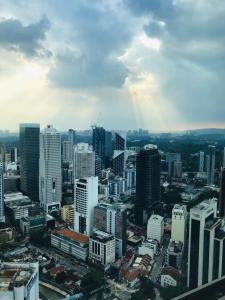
<box><xmin>0</xmin><ymin>16</ymin><xmax>50</xmax><ymax>57</ymax></box>
<box><xmin>47</xmin><ymin>1</ymin><xmax>134</xmax><ymax>88</ymax></box>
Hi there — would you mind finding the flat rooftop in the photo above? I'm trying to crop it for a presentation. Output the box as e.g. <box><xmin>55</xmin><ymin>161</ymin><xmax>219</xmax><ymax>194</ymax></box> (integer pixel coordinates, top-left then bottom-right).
<box><xmin>53</xmin><ymin>228</ymin><xmax>89</xmax><ymax>244</ymax></box>
<box><xmin>0</xmin><ymin>263</ymin><xmax>36</xmax><ymax>291</ymax></box>
<box><xmin>91</xmin><ymin>230</ymin><xmax>114</xmax><ymax>243</ymax></box>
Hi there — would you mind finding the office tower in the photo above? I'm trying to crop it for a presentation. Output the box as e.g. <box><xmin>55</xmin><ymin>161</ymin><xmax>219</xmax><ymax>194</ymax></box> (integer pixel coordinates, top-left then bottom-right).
<box><xmin>89</xmin><ymin>230</ymin><xmax>116</xmax><ymax>267</ymax></box>
<box><xmin>171</xmin><ymin>204</ymin><xmax>187</xmax><ymax>244</ymax></box>
<box><xmin>93</xmin><ymin>203</ymin><xmax>127</xmax><ymax>257</ymax></box>
<box><xmin>112</xmin><ymin>150</ymin><xmax>125</xmax><ymax>176</ymax></box>
<box><xmin>166</xmin><ymin>153</ymin><xmax>181</xmax><ymax>178</ymax></box>
<box><xmin>39</xmin><ymin>125</ymin><xmax>62</xmax><ymax>213</ymax></box>
<box><xmin>105</xmin><ymin>131</ymin><xmax>112</xmax><ymax>168</ymax></box>
<box><xmin>0</xmin><ymin>156</ymin><xmax>5</xmax><ymax>222</ymax></box>
<box><xmin>135</xmin><ymin>145</ymin><xmax>161</xmax><ymax>225</ymax></box>
<box><xmin>219</xmin><ymin>168</ymin><xmax>225</xmax><ymax>217</ymax></box>
<box><xmin>62</xmin><ymin>140</ymin><xmax>73</xmax><ymax>163</ymax></box>
<box><xmin>92</xmin><ymin>126</ymin><xmax>106</xmax><ymax>169</ymax></box>
<box><xmin>73</xmin><ymin>143</ymin><xmax>95</xmax><ymax>179</ymax></box>
<box><xmin>68</xmin><ymin>129</ymin><xmax>76</xmax><ymax>146</ymax></box>
<box><xmin>166</xmin><ymin>241</ymin><xmax>183</xmax><ymax>270</ymax></box>
<box><xmin>173</xmin><ymin>161</ymin><xmax>182</xmax><ymax>178</ymax></box>
<box><xmin>10</xmin><ymin>147</ymin><xmax>17</xmax><ymax>164</ymax></box>
<box><xmin>115</xmin><ymin>132</ymin><xmax>126</xmax><ymax>151</ymax></box>
<box><xmin>199</xmin><ymin>151</ymin><xmax>204</xmax><ymax>173</ymax></box>
<box><xmin>74</xmin><ymin>176</ymin><xmax>98</xmax><ymax>236</ymax></box>
<box><xmin>19</xmin><ymin>123</ymin><xmax>40</xmax><ymax>202</ymax></box>
<box><xmin>0</xmin><ymin>262</ymin><xmax>39</xmax><ymax>300</ymax></box>
<box><xmin>187</xmin><ymin>198</ymin><xmax>225</xmax><ymax>289</ymax></box>
<box><xmin>206</xmin><ymin>145</ymin><xmax>215</xmax><ymax>185</ymax></box>
<box><xmin>125</xmin><ymin>166</ymin><xmax>136</xmax><ymax>190</ymax></box>
<box><xmin>147</xmin><ymin>214</ymin><xmax>164</xmax><ymax>244</ymax></box>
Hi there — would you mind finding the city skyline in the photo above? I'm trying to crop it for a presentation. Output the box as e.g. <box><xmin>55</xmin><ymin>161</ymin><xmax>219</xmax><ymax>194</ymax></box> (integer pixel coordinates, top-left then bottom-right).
<box><xmin>0</xmin><ymin>1</ymin><xmax>225</xmax><ymax>131</ymax></box>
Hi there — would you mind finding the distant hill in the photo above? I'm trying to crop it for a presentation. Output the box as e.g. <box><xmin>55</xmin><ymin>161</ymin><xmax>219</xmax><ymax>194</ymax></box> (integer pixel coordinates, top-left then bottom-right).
<box><xmin>190</xmin><ymin>128</ymin><xmax>225</xmax><ymax>135</ymax></box>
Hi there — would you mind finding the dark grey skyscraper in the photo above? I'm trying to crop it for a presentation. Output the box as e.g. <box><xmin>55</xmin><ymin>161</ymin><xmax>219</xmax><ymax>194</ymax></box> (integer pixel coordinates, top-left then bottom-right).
<box><xmin>92</xmin><ymin>126</ymin><xmax>106</xmax><ymax>169</ymax></box>
<box><xmin>135</xmin><ymin>145</ymin><xmax>161</xmax><ymax>226</ymax></box>
<box><xmin>115</xmin><ymin>132</ymin><xmax>126</xmax><ymax>151</ymax></box>
<box><xmin>219</xmin><ymin>168</ymin><xmax>225</xmax><ymax>217</ymax></box>
<box><xmin>206</xmin><ymin>145</ymin><xmax>215</xmax><ymax>185</ymax></box>
<box><xmin>20</xmin><ymin>123</ymin><xmax>40</xmax><ymax>202</ymax></box>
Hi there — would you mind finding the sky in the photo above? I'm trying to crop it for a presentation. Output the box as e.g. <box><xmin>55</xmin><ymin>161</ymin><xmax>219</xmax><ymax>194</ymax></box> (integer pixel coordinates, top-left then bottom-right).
<box><xmin>0</xmin><ymin>0</ymin><xmax>225</xmax><ymax>132</ymax></box>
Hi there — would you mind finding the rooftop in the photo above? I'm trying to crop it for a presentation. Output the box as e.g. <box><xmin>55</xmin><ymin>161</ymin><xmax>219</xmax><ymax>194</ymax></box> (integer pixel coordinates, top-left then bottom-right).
<box><xmin>161</xmin><ymin>266</ymin><xmax>181</xmax><ymax>281</ymax></box>
<box><xmin>0</xmin><ymin>263</ymin><xmax>37</xmax><ymax>292</ymax></box>
<box><xmin>53</xmin><ymin>228</ymin><xmax>89</xmax><ymax>244</ymax></box>
<box><xmin>91</xmin><ymin>230</ymin><xmax>114</xmax><ymax>243</ymax></box>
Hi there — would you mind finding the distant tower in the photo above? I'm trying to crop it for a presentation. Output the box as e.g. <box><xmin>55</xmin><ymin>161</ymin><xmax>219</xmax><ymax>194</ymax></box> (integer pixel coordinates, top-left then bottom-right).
<box><xmin>10</xmin><ymin>147</ymin><xmax>17</xmax><ymax>164</ymax></box>
<box><xmin>0</xmin><ymin>155</ymin><xmax>5</xmax><ymax>222</ymax></box>
<box><xmin>74</xmin><ymin>176</ymin><xmax>98</xmax><ymax>236</ymax></box>
<box><xmin>115</xmin><ymin>132</ymin><xmax>126</xmax><ymax>151</ymax></box>
<box><xmin>206</xmin><ymin>145</ymin><xmax>215</xmax><ymax>185</ymax></box>
<box><xmin>19</xmin><ymin>123</ymin><xmax>40</xmax><ymax>202</ymax></box>
<box><xmin>199</xmin><ymin>151</ymin><xmax>204</xmax><ymax>173</ymax></box>
<box><xmin>39</xmin><ymin>125</ymin><xmax>62</xmax><ymax>213</ymax></box>
<box><xmin>135</xmin><ymin>145</ymin><xmax>161</xmax><ymax>225</ymax></box>
<box><xmin>219</xmin><ymin>168</ymin><xmax>225</xmax><ymax>217</ymax></box>
<box><xmin>92</xmin><ymin>126</ymin><xmax>106</xmax><ymax>169</ymax></box>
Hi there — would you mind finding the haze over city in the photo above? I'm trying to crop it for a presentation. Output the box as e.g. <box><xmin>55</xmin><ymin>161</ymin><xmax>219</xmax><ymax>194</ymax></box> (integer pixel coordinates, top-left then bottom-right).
<box><xmin>0</xmin><ymin>0</ymin><xmax>225</xmax><ymax>131</ymax></box>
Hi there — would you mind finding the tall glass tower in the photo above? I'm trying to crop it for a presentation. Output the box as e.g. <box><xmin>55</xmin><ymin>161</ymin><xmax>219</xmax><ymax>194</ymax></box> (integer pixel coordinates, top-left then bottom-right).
<box><xmin>19</xmin><ymin>123</ymin><xmax>40</xmax><ymax>202</ymax></box>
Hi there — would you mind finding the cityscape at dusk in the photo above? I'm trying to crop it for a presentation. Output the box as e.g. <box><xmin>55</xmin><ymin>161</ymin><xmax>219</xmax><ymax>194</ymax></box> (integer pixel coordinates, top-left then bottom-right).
<box><xmin>1</xmin><ymin>1</ymin><xmax>225</xmax><ymax>300</ymax></box>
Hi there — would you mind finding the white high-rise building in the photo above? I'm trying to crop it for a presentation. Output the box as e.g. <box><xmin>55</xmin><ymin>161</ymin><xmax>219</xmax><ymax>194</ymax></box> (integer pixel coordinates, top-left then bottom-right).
<box><xmin>0</xmin><ymin>155</ymin><xmax>5</xmax><ymax>222</ymax></box>
<box><xmin>187</xmin><ymin>198</ymin><xmax>225</xmax><ymax>289</ymax></box>
<box><xmin>171</xmin><ymin>204</ymin><xmax>187</xmax><ymax>244</ymax></box>
<box><xmin>74</xmin><ymin>176</ymin><xmax>98</xmax><ymax>236</ymax></box>
<box><xmin>73</xmin><ymin>143</ymin><xmax>95</xmax><ymax>179</ymax></box>
<box><xmin>199</xmin><ymin>151</ymin><xmax>204</xmax><ymax>173</ymax></box>
<box><xmin>39</xmin><ymin>125</ymin><xmax>62</xmax><ymax>213</ymax></box>
<box><xmin>0</xmin><ymin>262</ymin><xmax>39</xmax><ymax>300</ymax></box>
<box><xmin>147</xmin><ymin>214</ymin><xmax>164</xmax><ymax>244</ymax></box>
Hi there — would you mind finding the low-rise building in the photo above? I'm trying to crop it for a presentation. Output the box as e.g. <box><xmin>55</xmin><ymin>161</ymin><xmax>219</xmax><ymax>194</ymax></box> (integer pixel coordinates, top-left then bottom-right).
<box><xmin>161</xmin><ymin>267</ymin><xmax>181</xmax><ymax>287</ymax></box>
<box><xmin>51</xmin><ymin>228</ymin><xmax>89</xmax><ymax>261</ymax></box>
<box><xmin>4</xmin><ymin>192</ymin><xmax>36</xmax><ymax>221</ymax></box>
<box><xmin>0</xmin><ymin>262</ymin><xmax>39</xmax><ymax>300</ymax></box>
<box><xmin>0</xmin><ymin>228</ymin><xmax>13</xmax><ymax>244</ymax></box>
<box><xmin>61</xmin><ymin>205</ymin><xmax>74</xmax><ymax>226</ymax></box>
<box><xmin>89</xmin><ymin>230</ymin><xmax>115</xmax><ymax>268</ymax></box>
<box><xmin>20</xmin><ymin>215</ymin><xmax>46</xmax><ymax>234</ymax></box>
<box><xmin>165</xmin><ymin>240</ymin><xmax>183</xmax><ymax>270</ymax></box>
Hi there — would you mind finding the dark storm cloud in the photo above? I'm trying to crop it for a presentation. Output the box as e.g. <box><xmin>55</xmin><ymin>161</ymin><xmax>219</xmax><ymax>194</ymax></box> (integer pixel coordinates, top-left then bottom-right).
<box><xmin>0</xmin><ymin>16</ymin><xmax>50</xmax><ymax>56</ymax></box>
<box><xmin>48</xmin><ymin>1</ymin><xmax>131</xmax><ymax>88</ymax></box>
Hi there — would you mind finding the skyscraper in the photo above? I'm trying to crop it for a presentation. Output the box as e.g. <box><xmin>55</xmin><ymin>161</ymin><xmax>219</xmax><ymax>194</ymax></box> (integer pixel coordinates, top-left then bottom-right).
<box><xmin>187</xmin><ymin>198</ymin><xmax>225</xmax><ymax>289</ymax></box>
<box><xmin>206</xmin><ymin>145</ymin><xmax>215</xmax><ymax>185</ymax></box>
<box><xmin>19</xmin><ymin>123</ymin><xmax>40</xmax><ymax>202</ymax></box>
<box><xmin>105</xmin><ymin>130</ymin><xmax>112</xmax><ymax>168</ymax></box>
<box><xmin>68</xmin><ymin>129</ymin><xmax>76</xmax><ymax>146</ymax></box>
<box><xmin>10</xmin><ymin>147</ymin><xmax>17</xmax><ymax>164</ymax></box>
<box><xmin>62</xmin><ymin>140</ymin><xmax>73</xmax><ymax>164</ymax></box>
<box><xmin>199</xmin><ymin>151</ymin><xmax>204</xmax><ymax>173</ymax></box>
<box><xmin>112</xmin><ymin>150</ymin><xmax>125</xmax><ymax>176</ymax></box>
<box><xmin>0</xmin><ymin>155</ymin><xmax>5</xmax><ymax>222</ymax></box>
<box><xmin>223</xmin><ymin>147</ymin><xmax>225</xmax><ymax>168</ymax></box>
<box><xmin>115</xmin><ymin>132</ymin><xmax>126</xmax><ymax>151</ymax></box>
<box><xmin>219</xmin><ymin>168</ymin><xmax>225</xmax><ymax>217</ymax></box>
<box><xmin>73</xmin><ymin>143</ymin><xmax>95</xmax><ymax>179</ymax></box>
<box><xmin>39</xmin><ymin>125</ymin><xmax>62</xmax><ymax>213</ymax></box>
<box><xmin>92</xmin><ymin>126</ymin><xmax>106</xmax><ymax>169</ymax></box>
<box><xmin>166</xmin><ymin>153</ymin><xmax>181</xmax><ymax>178</ymax></box>
<box><xmin>74</xmin><ymin>176</ymin><xmax>98</xmax><ymax>236</ymax></box>
<box><xmin>135</xmin><ymin>145</ymin><xmax>161</xmax><ymax>225</ymax></box>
